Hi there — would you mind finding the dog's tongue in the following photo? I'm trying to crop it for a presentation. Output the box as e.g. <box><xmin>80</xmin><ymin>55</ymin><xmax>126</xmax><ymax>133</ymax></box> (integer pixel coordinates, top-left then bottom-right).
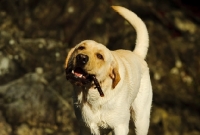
<box><xmin>72</xmin><ymin>69</ymin><xmax>85</xmax><ymax>78</ymax></box>
<box><xmin>74</xmin><ymin>72</ymin><xmax>82</xmax><ymax>77</ymax></box>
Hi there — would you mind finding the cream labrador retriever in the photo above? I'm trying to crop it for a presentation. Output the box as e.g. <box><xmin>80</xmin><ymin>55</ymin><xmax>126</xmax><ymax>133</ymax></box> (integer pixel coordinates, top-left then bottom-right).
<box><xmin>65</xmin><ymin>6</ymin><xmax>152</xmax><ymax>135</ymax></box>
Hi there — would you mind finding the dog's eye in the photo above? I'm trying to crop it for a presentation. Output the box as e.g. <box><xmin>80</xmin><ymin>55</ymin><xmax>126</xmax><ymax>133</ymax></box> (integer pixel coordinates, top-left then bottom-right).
<box><xmin>77</xmin><ymin>46</ymin><xmax>85</xmax><ymax>50</ymax></box>
<box><xmin>96</xmin><ymin>53</ymin><xmax>104</xmax><ymax>60</ymax></box>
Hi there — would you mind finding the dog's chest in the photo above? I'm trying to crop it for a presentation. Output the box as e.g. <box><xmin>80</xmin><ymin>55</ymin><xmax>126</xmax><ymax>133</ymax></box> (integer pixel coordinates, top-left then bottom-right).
<box><xmin>82</xmin><ymin>103</ymin><xmax>114</xmax><ymax>129</ymax></box>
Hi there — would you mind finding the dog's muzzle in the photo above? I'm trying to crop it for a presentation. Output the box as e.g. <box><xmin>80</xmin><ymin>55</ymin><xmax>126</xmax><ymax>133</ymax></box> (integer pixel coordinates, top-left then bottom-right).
<box><xmin>65</xmin><ymin>54</ymin><xmax>104</xmax><ymax>97</ymax></box>
<box><xmin>65</xmin><ymin>54</ymin><xmax>92</xmax><ymax>86</ymax></box>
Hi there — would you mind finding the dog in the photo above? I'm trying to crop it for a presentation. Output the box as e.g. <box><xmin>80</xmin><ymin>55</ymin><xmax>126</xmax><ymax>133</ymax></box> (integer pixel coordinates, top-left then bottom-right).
<box><xmin>65</xmin><ymin>6</ymin><xmax>152</xmax><ymax>135</ymax></box>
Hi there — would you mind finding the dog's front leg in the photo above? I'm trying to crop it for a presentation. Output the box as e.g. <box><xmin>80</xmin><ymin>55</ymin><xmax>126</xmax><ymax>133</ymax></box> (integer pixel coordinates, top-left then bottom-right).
<box><xmin>113</xmin><ymin>125</ymin><xmax>129</xmax><ymax>135</ymax></box>
<box><xmin>90</xmin><ymin>123</ymin><xmax>100</xmax><ymax>135</ymax></box>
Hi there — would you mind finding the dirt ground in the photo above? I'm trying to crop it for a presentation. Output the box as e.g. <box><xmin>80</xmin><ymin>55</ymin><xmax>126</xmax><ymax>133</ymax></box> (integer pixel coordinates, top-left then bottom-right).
<box><xmin>0</xmin><ymin>0</ymin><xmax>200</xmax><ymax>135</ymax></box>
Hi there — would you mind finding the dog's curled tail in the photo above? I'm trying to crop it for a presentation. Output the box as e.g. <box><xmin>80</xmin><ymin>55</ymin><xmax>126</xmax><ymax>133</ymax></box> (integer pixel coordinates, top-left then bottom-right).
<box><xmin>112</xmin><ymin>6</ymin><xmax>149</xmax><ymax>59</ymax></box>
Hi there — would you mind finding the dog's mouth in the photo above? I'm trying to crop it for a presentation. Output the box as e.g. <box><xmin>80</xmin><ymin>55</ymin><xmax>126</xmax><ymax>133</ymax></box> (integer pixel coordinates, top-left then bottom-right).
<box><xmin>66</xmin><ymin>67</ymin><xmax>92</xmax><ymax>85</ymax></box>
<box><xmin>71</xmin><ymin>68</ymin><xmax>88</xmax><ymax>79</ymax></box>
<box><xmin>65</xmin><ymin>67</ymin><xmax>104</xmax><ymax>97</ymax></box>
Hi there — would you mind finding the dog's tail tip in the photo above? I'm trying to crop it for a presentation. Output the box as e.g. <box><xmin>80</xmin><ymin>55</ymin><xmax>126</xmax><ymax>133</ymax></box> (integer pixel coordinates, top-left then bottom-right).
<box><xmin>111</xmin><ymin>5</ymin><xmax>118</xmax><ymax>10</ymax></box>
<box><xmin>111</xmin><ymin>6</ymin><xmax>126</xmax><ymax>14</ymax></box>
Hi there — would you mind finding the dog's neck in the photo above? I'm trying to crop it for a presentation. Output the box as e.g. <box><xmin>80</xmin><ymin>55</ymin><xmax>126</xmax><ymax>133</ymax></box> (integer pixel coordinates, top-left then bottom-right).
<box><xmin>73</xmin><ymin>77</ymin><xmax>113</xmax><ymax>108</ymax></box>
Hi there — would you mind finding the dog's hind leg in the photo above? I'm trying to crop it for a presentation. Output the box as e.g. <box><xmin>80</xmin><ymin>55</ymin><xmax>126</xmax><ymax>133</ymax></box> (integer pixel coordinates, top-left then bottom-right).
<box><xmin>131</xmin><ymin>70</ymin><xmax>152</xmax><ymax>135</ymax></box>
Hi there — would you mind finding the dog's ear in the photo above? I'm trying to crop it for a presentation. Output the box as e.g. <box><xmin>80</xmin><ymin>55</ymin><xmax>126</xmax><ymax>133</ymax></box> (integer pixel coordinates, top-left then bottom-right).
<box><xmin>65</xmin><ymin>47</ymin><xmax>75</xmax><ymax>68</ymax></box>
<box><xmin>109</xmin><ymin>62</ymin><xmax>121</xmax><ymax>89</ymax></box>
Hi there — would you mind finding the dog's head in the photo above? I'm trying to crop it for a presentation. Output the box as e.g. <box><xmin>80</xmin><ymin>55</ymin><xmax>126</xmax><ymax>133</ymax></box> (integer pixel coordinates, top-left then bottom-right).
<box><xmin>65</xmin><ymin>40</ymin><xmax>120</xmax><ymax>89</ymax></box>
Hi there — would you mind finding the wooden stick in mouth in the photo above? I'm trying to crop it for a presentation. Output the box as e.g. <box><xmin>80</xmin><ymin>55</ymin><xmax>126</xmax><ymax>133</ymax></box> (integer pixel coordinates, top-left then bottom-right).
<box><xmin>90</xmin><ymin>75</ymin><xmax>104</xmax><ymax>97</ymax></box>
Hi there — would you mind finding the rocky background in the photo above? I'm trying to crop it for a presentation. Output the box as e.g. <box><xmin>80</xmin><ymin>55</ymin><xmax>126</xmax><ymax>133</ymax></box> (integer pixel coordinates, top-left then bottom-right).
<box><xmin>0</xmin><ymin>0</ymin><xmax>200</xmax><ymax>135</ymax></box>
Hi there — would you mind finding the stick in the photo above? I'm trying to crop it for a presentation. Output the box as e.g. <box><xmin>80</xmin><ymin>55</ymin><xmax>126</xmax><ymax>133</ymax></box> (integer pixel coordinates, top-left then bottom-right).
<box><xmin>91</xmin><ymin>75</ymin><xmax>104</xmax><ymax>97</ymax></box>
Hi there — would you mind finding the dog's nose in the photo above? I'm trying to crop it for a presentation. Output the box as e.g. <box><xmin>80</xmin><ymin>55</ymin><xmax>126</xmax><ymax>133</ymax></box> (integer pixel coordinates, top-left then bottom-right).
<box><xmin>76</xmin><ymin>54</ymin><xmax>89</xmax><ymax>65</ymax></box>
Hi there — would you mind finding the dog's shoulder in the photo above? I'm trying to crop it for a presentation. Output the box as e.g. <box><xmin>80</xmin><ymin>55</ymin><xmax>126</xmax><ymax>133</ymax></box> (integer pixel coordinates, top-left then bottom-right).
<box><xmin>111</xmin><ymin>49</ymin><xmax>149</xmax><ymax>81</ymax></box>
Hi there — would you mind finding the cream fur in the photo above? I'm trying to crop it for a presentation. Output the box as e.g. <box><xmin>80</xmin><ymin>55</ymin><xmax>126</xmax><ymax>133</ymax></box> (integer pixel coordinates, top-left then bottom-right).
<box><xmin>65</xmin><ymin>6</ymin><xmax>152</xmax><ymax>135</ymax></box>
